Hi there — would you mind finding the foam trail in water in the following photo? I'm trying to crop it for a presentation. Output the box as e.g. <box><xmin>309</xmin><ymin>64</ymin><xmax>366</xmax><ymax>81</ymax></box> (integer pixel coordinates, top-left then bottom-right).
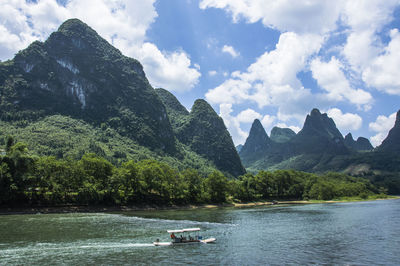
<box><xmin>122</xmin><ymin>215</ymin><xmax>237</xmax><ymax>227</ymax></box>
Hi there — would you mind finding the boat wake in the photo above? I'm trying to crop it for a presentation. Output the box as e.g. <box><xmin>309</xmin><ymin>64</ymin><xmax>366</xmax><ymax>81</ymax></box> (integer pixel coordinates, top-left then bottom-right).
<box><xmin>124</xmin><ymin>215</ymin><xmax>237</xmax><ymax>227</ymax></box>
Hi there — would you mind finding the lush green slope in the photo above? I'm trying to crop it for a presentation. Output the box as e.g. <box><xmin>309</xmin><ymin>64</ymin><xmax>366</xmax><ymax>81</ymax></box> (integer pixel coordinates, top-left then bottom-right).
<box><xmin>0</xmin><ymin>115</ymin><xmax>217</xmax><ymax>176</ymax></box>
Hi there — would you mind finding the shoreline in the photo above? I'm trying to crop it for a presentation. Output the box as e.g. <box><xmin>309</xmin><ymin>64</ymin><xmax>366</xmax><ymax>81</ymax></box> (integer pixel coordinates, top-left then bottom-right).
<box><xmin>0</xmin><ymin>196</ymin><xmax>398</xmax><ymax>215</ymax></box>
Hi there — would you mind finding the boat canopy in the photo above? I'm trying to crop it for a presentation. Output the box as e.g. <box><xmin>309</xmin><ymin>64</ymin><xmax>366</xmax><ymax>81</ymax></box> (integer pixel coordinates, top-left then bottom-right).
<box><xmin>167</xmin><ymin>228</ymin><xmax>201</xmax><ymax>233</ymax></box>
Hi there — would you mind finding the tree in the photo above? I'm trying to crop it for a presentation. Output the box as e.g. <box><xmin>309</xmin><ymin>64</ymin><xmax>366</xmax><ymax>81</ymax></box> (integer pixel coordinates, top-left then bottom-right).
<box><xmin>204</xmin><ymin>171</ymin><xmax>228</xmax><ymax>203</ymax></box>
<box><xmin>182</xmin><ymin>168</ymin><xmax>202</xmax><ymax>203</ymax></box>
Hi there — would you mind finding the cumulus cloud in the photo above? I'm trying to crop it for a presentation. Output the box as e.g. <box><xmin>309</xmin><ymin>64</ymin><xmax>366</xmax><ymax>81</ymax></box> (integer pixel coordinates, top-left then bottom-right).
<box><xmin>222</xmin><ymin>45</ymin><xmax>240</xmax><ymax>58</ymax></box>
<box><xmin>362</xmin><ymin>29</ymin><xmax>400</xmax><ymax>95</ymax></box>
<box><xmin>206</xmin><ymin>32</ymin><xmax>323</xmax><ymax>123</ymax></box>
<box><xmin>135</xmin><ymin>43</ymin><xmax>201</xmax><ymax>92</ymax></box>
<box><xmin>0</xmin><ymin>0</ymin><xmax>200</xmax><ymax>92</ymax></box>
<box><xmin>369</xmin><ymin>112</ymin><xmax>397</xmax><ymax>146</ymax></box>
<box><xmin>310</xmin><ymin>57</ymin><xmax>372</xmax><ymax>109</ymax></box>
<box><xmin>199</xmin><ymin>0</ymin><xmax>342</xmax><ymax>34</ymax></box>
<box><xmin>326</xmin><ymin>108</ymin><xmax>362</xmax><ymax>132</ymax></box>
<box><xmin>236</xmin><ymin>108</ymin><xmax>262</xmax><ymax>123</ymax></box>
<box><xmin>342</xmin><ymin>0</ymin><xmax>400</xmax><ymax>94</ymax></box>
<box><xmin>261</xmin><ymin>115</ymin><xmax>276</xmax><ymax>132</ymax></box>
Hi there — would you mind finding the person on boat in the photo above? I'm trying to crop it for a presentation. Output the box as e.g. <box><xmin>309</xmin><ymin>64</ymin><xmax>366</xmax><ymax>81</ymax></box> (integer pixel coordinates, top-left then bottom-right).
<box><xmin>170</xmin><ymin>233</ymin><xmax>175</xmax><ymax>239</ymax></box>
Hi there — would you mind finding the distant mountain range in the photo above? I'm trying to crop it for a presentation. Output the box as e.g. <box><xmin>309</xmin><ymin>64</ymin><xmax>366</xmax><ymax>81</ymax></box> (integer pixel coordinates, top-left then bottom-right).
<box><xmin>0</xmin><ymin>19</ymin><xmax>244</xmax><ymax>177</ymax></box>
<box><xmin>239</xmin><ymin>108</ymin><xmax>400</xmax><ymax>193</ymax></box>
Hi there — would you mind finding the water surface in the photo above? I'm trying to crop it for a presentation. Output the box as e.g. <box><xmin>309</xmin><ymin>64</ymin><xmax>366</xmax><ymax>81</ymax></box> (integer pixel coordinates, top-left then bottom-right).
<box><xmin>1</xmin><ymin>199</ymin><xmax>399</xmax><ymax>265</ymax></box>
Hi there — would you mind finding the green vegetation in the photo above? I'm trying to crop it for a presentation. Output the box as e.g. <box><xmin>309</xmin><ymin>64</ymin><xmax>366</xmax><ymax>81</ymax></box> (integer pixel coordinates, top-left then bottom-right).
<box><xmin>0</xmin><ymin>140</ymin><xmax>385</xmax><ymax>207</ymax></box>
<box><xmin>0</xmin><ymin>116</ymin><xmax>216</xmax><ymax>175</ymax></box>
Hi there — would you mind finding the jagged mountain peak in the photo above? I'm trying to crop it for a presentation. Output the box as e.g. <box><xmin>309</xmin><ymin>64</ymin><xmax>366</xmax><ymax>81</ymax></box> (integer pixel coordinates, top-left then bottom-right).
<box><xmin>239</xmin><ymin>119</ymin><xmax>271</xmax><ymax>164</ymax></box>
<box><xmin>299</xmin><ymin>108</ymin><xmax>343</xmax><ymax>140</ymax></box>
<box><xmin>344</xmin><ymin>133</ymin><xmax>373</xmax><ymax>151</ymax></box>
<box><xmin>345</xmin><ymin>133</ymin><xmax>354</xmax><ymax>141</ymax></box>
<box><xmin>310</xmin><ymin>108</ymin><xmax>322</xmax><ymax>116</ymax></box>
<box><xmin>378</xmin><ymin>109</ymin><xmax>400</xmax><ymax>152</ymax></box>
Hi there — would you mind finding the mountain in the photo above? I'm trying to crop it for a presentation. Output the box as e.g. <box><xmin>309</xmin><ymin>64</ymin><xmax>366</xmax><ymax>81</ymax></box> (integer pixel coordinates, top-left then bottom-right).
<box><xmin>378</xmin><ymin>110</ymin><xmax>400</xmax><ymax>152</ymax></box>
<box><xmin>0</xmin><ymin>18</ymin><xmax>245</xmax><ymax>177</ymax></box>
<box><xmin>240</xmin><ymin>109</ymin><xmax>351</xmax><ymax>172</ymax></box>
<box><xmin>0</xmin><ymin>19</ymin><xmax>176</xmax><ymax>153</ymax></box>
<box><xmin>290</xmin><ymin>108</ymin><xmax>348</xmax><ymax>155</ymax></box>
<box><xmin>238</xmin><ymin>108</ymin><xmax>400</xmax><ymax>193</ymax></box>
<box><xmin>344</xmin><ymin>133</ymin><xmax>373</xmax><ymax>151</ymax></box>
<box><xmin>171</xmin><ymin>99</ymin><xmax>245</xmax><ymax>177</ymax></box>
<box><xmin>239</xmin><ymin>119</ymin><xmax>271</xmax><ymax>165</ymax></box>
<box><xmin>155</xmin><ymin>89</ymin><xmax>244</xmax><ymax>177</ymax></box>
<box><xmin>270</xmin><ymin>126</ymin><xmax>296</xmax><ymax>143</ymax></box>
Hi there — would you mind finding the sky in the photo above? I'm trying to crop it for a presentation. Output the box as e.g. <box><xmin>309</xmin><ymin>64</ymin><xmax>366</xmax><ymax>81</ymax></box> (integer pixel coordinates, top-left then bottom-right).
<box><xmin>1</xmin><ymin>0</ymin><xmax>400</xmax><ymax>147</ymax></box>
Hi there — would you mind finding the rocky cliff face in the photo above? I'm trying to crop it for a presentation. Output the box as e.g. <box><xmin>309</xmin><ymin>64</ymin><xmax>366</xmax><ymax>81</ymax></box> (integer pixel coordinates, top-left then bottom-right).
<box><xmin>378</xmin><ymin>110</ymin><xmax>400</xmax><ymax>152</ymax></box>
<box><xmin>0</xmin><ymin>19</ymin><xmax>175</xmax><ymax>153</ymax></box>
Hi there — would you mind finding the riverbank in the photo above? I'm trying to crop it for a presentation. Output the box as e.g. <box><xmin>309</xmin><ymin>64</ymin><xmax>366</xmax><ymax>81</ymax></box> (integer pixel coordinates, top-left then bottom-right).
<box><xmin>1</xmin><ymin>196</ymin><xmax>398</xmax><ymax>215</ymax></box>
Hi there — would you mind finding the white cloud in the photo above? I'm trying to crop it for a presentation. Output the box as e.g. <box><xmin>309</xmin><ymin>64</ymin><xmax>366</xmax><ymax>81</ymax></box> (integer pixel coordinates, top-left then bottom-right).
<box><xmin>261</xmin><ymin>115</ymin><xmax>276</xmax><ymax>133</ymax></box>
<box><xmin>199</xmin><ymin>0</ymin><xmax>342</xmax><ymax>34</ymax></box>
<box><xmin>310</xmin><ymin>57</ymin><xmax>372</xmax><ymax>109</ymax></box>
<box><xmin>362</xmin><ymin>29</ymin><xmax>400</xmax><ymax>95</ymax></box>
<box><xmin>219</xmin><ymin>103</ymin><xmax>248</xmax><ymax>145</ymax></box>
<box><xmin>236</xmin><ymin>109</ymin><xmax>262</xmax><ymax>123</ymax></box>
<box><xmin>208</xmin><ymin>70</ymin><xmax>217</xmax><ymax>76</ymax></box>
<box><xmin>0</xmin><ymin>0</ymin><xmax>200</xmax><ymax>92</ymax></box>
<box><xmin>326</xmin><ymin>108</ymin><xmax>362</xmax><ymax>132</ymax></box>
<box><xmin>206</xmin><ymin>32</ymin><xmax>323</xmax><ymax>123</ymax></box>
<box><xmin>369</xmin><ymin>112</ymin><xmax>397</xmax><ymax>146</ymax></box>
<box><xmin>341</xmin><ymin>0</ymin><xmax>400</xmax><ymax>95</ymax></box>
<box><xmin>222</xmin><ymin>45</ymin><xmax>239</xmax><ymax>58</ymax></box>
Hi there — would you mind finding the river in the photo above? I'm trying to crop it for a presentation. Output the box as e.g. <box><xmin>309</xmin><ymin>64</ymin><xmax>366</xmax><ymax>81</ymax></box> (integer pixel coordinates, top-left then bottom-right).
<box><xmin>1</xmin><ymin>199</ymin><xmax>399</xmax><ymax>265</ymax></box>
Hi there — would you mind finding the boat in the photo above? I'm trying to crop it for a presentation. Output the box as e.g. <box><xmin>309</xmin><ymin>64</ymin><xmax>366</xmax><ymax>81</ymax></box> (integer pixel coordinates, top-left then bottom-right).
<box><xmin>153</xmin><ymin>228</ymin><xmax>216</xmax><ymax>246</ymax></box>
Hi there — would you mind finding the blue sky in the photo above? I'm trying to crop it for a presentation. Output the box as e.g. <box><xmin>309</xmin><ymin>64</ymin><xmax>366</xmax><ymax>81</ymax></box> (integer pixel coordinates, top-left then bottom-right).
<box><xmin>1</xmin><ymin>0</ymin><xmax>400</xmax><ymax>146</ymax></box>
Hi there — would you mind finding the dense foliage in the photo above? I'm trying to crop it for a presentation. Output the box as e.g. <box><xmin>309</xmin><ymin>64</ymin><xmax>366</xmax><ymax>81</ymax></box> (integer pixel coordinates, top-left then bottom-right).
<box><xmin>0</xmin><ymin>116</ymin><xmax>217</xmax><ymax>175</ymax></box>
<box><xmin>0</xmin><ymin>140</ymin><xmax>384</xmax><ymax>207</ymax></box>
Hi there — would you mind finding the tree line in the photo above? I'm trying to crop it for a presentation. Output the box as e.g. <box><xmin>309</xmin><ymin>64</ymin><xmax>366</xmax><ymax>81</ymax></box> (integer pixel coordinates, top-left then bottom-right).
<box><xmin>0</xmin><ymin>139</ymin><xmax>385</xmax><ymax>207</ymax></box>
